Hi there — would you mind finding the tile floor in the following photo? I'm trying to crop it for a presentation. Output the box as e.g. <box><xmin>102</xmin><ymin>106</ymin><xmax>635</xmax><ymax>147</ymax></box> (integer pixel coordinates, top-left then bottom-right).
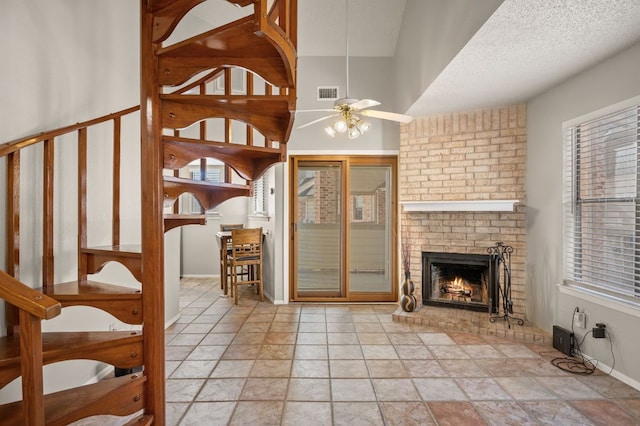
<box><xmin>83</xmin><ymin>277</ymin><xmax>640</xmax><ymax>425</ymax></box>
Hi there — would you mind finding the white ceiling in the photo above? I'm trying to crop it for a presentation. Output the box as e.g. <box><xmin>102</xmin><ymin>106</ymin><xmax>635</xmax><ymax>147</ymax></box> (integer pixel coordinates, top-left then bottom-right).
<box><xmin>295</xmin><ymin>0</ymin><xmax>640</xmax><ymax>116</ymax></box>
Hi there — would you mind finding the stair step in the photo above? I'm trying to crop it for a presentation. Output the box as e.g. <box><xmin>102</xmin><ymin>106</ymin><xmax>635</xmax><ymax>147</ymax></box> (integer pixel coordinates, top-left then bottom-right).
<box><xmin>163</xmin><ymin>136</ymin><xmax>284</xmax><ymax>180</ymax></box>
<box><xmin>157</xmin><ymin>15</ymin><xmax>295</xmax><ymax>88</ymax></box>
<box><xmin>40</xmin><ymin>281</ymin><xmax>142</xmax><ymax>324</ymax></box>
<box><xmin>163</xmin><ymin>176</ymin><xmax>250</xmax><ymax>210</ymax></box>
<box><xmin>151</xmin><ymin>0</ymin><xmax>206</xmax><ymax>43</ymax></box>
<box><xmin>161</xmin><ymin>94</ymin><xmax>294</xmax><ymax>143</ymax></box>
<box><xmin>80</xmin><ymin>245</ymin><xmax>142</xmax><ymax>282</ymax></box>
<box><xmin>0</xmin><ymin>331</ymin><xmax>143</xmax><ymax>389</ymax></box>
<box><xmin>164</xmin><ymin>213</ymin><xmax>207</xmax><ymax>232</ymax></box>
<box><xmin>0</xmin><ymin>373</ymin><xmax>146</xmax><ymax>426</ymax></box>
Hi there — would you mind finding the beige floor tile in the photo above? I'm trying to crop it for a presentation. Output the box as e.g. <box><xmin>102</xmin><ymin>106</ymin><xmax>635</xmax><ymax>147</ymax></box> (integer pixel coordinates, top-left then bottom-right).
<box><xmin>367</xmin><ymin>360</ymin><xmax>410</xmax><ymax>378</ymax></box>
<box><xmin>358</xmin><ymin>332</ymin><xmax>391</xmax><ymax>345</ymax></box>
<box><xmin>186</xmin><ymin>345</ymin><xmax>226</xmax><ymax>361</ymax></box>
<box><xmin>287</xmin><ymin>378</ymin><xmax>331</xmax><ymax>401</ymax></box>
<box><xmin>222</xmin><ymin>344</ymin><xmax>261</xmax><ymax>360</ymax></box>
<box><xmin>297</xmin><ymin>332</ymin><xmax>328</xmax><ymax>345</ymax></box>
<box><xmin>240</xmin><ymin>378</ymin><xmax>288</xmax><ymax>400</ymax></box>
<box><xmin>331</xmin><ymin>378</ymin><xmax>376</xmax><ymax>401</ymax></box>
<box><xmin>372</xmin><ymin>378</ymin><xmax>421</xmax><ymax>401</ymax></box>
<box><xmin>332</xmin><ymin>402</ymin><xmax>385</xmax><ymax>425</ymax></box>
<box><xmin>259</xmin><ymin>344</ymin><xmax>295</xmax><ymax>360</ymax></box>
<box><xmin>169</xmin><ymin>360</ymin><xmax>215</xmax><ymax>379</ymax></box>
<box><xmin>269</xmin><ymin>322</ymin><xmax>299</xmax><ymax>332</ymax></box>
<box><xmin>196</xmin><ymin>378</ymin><xmax>245</xmax><ymax>401</ymax></box>
<box><xmin>166</xmin><ymin>379</ymin><xmax>205</xmax><ymax>402</ymax></box>
<box><xmin>230</xmin><ymin>401</ymin><xmax>284</xmax><ymax>426</ymax></box>
<box><xmin>294</xmin><ymin>344</ymin><xmax>328</xmax><ymax>360</ymax></box>
<box><xmin>298</xmin><ymin>322</ymin><xmax>327</xmax><ymax>332</ymax></box>
<box><xmin>282</xmin><ymin>402</ymin><xmax>333</xmax><ymax>426</ymax></box>
<box><xmin>210</xmin><ymin>360</ymin><xmax>255</xmax><ymax>378</ymax></box>
<box><xmin>379</xmin><ymin>401</ymin><xmax>436</xmax><ymax>425</ymax></box>
<box><xmin>291</xmin><ymin>360</ymin><xmax>330</xmax><ymax>378</ymax></box>
<box><xmin>231</xmin><ymin>332</ymin><xmax>266</xmax><ymax>345</ymax></box>
<box><xmin>327</xmin><ymin>332</ymin><xmax>358</xmax><ymax>344</ymax></box>
<box><xmin>329</xmin><ymin>359</ymin><xmax>370</xmax><ymax>378</ymax></box>
<box><xmin>250</xmin><ymin>359</ymin><xmax>293</xmax><ymax>377</ymax></box>
<box><xmin>413</xmin><ymin>378</ymin><xmax>467</xmax><ymax>401</ymax></box>
<box><xmin>179</xmin><ymin>401</ymin><xmax>236</xmax><ymax>426</ymax></box>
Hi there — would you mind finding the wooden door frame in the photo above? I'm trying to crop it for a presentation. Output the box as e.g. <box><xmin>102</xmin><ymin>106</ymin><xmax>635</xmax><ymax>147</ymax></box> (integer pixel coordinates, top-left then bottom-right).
<box><xmin>289</xmin><ymin>155</ymin><xmax>398</xmax><ymax>302</ymax></box>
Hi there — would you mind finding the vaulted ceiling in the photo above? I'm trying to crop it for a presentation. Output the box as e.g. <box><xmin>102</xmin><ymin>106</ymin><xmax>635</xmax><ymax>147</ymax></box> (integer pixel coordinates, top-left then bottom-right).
<box><xmin>296</xmin><ymin>0</ymin><xmax>640</xmax><ymax>116</ymax></box>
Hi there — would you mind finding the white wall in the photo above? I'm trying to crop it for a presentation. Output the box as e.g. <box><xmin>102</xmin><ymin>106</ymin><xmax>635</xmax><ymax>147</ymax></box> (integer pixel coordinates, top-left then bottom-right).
<box><xmin>527</xmin><ymin>41</ymin><xmax>640</xmax><ymax>386</ymax></box>
<box><xmin>0</xmin><ymin>0</ymin><xmax>180</xmax><ymax>400</ymax></box>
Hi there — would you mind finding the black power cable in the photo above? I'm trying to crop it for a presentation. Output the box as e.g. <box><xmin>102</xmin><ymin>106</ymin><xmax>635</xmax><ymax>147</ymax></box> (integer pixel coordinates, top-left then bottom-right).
<box><xmin>549</xmin><ymin>307</ymin><xmax>613</xmax><ymax>375</ymax></box>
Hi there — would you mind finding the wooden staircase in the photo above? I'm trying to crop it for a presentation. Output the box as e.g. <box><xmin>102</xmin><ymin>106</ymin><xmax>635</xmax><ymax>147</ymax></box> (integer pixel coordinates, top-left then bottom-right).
<box><xmin>0</xmin><ymin>0</ymin><xmax>296</xmax><ymax>424</ymax></box>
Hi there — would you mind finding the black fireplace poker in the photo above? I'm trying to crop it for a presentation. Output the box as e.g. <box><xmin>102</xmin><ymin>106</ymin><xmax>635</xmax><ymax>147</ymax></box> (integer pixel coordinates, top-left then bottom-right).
<box><xmin>487</xmin><ymin>242</ymin><xmax>524</xmax><ymax>328</ymax></box>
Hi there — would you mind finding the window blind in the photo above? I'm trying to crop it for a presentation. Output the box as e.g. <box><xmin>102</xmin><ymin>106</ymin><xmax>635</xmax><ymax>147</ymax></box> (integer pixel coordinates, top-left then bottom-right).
<box><xmin>252</xmin><ymin>174</ymin><xmax>268</xmax><ymax>215</ymax></box>
<box><xmin>563</xmin><ymin>103</ymin><xmax>640</xmax><ymax>301</ymax></box>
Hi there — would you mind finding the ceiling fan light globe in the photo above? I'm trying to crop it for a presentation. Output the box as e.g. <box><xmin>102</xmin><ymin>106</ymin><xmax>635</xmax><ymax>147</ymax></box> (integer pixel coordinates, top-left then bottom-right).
<box><xmin>334</xmin><ymin>120</ymin><xmax>348</xmax><ymax>133</ymax></box>
<box><xmin>348</xmin><ymin>127</ymin><xmax>360</xmax><ymax>139</ymax></box>
<box><xmin>324</xmin><ymin>126</ymin><xmax>337</xmax><ymax>137</ymax></box>
<box><xmin>359</xmin><ymin>121</ymin><xmax>371</xmax><ymax>132</ymax></box>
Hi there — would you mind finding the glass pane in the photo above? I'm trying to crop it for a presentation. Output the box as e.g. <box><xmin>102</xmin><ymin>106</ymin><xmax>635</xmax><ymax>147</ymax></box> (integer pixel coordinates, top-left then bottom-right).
<box><xmin>296</xmin><ymin>164</ymin><xmax>342</xmax><ymax>295</ymax></box>
<box><xmin>349</xmin><ymin>165</ymin><xmax>392</xmax><ymax>293</ymax></box>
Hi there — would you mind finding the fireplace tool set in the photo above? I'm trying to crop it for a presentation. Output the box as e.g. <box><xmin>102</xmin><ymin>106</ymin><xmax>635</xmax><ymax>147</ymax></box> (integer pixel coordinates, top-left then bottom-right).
<box><xmin>488</xmin><ymin>242</ymin><xmax>524</xmax><ymax>328</ymax></box>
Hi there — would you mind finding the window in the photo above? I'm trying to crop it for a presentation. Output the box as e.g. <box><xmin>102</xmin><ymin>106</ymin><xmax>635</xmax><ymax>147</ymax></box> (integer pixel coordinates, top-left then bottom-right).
<box><xmin>564</xmin><ymin>99</ymin><xmax>640</xmax><ymax>303</ymax></box>
<box><xmin>252</xmin><ymin>174</ymin><xmax>268</xmax><ymax>216</ymax></box>
<box><xmin>181</xmin><ymin>160</ymin><xmax>223</xmax><ymax>214</ymax></box>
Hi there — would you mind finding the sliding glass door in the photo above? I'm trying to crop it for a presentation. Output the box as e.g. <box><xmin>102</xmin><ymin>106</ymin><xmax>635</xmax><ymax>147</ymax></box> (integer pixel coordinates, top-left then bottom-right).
<box><xmin>290</xmin><ymin>156</ymin><xmax>397</xmax><ymax>302</ymax></box>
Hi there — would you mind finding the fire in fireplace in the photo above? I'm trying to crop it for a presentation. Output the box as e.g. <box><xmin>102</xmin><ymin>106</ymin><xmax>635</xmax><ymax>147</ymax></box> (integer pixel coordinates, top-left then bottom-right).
<box><xmin>422</xmin><ymin>252</ymin><xmax>498</xmax><ymax>312</ymax></box>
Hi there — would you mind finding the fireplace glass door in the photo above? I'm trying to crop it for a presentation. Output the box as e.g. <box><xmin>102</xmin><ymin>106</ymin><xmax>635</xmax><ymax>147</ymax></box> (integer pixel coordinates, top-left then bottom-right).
<box><xmin>422</xmin><ymin>252</ymin><xmax>497</xmax><ymax>312</ymax></box>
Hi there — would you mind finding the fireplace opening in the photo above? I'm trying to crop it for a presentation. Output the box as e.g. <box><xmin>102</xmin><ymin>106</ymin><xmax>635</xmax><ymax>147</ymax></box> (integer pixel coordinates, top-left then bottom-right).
<box><xmin>422</xmin><ymin>252</ymin><xmax>498</xmax><ymax>313</ymax></box>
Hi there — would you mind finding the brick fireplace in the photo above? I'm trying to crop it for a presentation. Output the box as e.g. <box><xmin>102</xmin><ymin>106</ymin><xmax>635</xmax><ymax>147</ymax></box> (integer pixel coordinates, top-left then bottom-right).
<box><xmin>399</xmin><ymin>104</ymin><xmax>527</xmax><ymax>319</ymax></box>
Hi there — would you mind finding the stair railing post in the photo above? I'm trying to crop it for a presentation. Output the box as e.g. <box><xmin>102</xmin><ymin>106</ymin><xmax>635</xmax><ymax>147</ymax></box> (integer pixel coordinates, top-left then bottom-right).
<box><xmin>140</xmin><ymin>1</ymin><xmax>166</xmax><ymax>423</ymax></box>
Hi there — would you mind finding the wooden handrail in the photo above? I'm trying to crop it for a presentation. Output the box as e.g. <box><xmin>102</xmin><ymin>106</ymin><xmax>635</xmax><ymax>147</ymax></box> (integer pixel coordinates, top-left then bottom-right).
<box><xmin>0</xmin><ymin>106</ymin><xmax>140</xmax><ymax>159</ymax></box>
<box><xmin>0</xmin><ymin>270</ymin><xmax>61</xmax><ymax>320</ymax></box>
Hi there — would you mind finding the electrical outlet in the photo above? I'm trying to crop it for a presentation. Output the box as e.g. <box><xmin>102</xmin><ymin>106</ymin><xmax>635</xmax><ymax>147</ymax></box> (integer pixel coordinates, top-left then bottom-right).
<box><xmin>573</xmin><ymin>310</ymin><xmax>586</xmax><ymax>329</ymax></box>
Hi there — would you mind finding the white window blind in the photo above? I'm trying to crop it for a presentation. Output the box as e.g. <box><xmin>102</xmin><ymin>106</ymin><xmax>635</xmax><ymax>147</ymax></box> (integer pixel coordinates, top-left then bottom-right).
<box><xmin>252</xmin><ymin>174</ymin><xmax>268</xmax><ymax>215</ymax></box>
<box><xmin>563</xmin><ymin>102</ymin><xmax>640</xmax><ymax>301</ymax></box>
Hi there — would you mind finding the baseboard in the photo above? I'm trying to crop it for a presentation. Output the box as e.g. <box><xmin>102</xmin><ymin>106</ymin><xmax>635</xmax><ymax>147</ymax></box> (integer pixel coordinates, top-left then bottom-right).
<box><xmin>165</xmin><ymin>313</ymin><xmax>180</xmax><ymax>329</ymax></box>
<box><xmin>180</xmin><ymin>274</ymin><xmax>217</xmax><ymax>278</ymax></box>
<box><xmin>581</xmin><ymin>352</ymin><xmax>640</xmax><ymax>391</ymax></box>
<box><xmin>85</xmin><ymin>364</ymin><xmax>114</xmax><ymax>385</ymax></box>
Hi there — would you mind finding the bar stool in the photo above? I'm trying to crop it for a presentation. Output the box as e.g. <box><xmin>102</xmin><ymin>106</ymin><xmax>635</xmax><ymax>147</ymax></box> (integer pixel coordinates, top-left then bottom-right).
<box><xmin>219</xmin><ymin>224</ymin><xmax>244</xmax><ymax>294</ymax></box>
<box><xmin>227</xmin><ymin>227</ymin><xmax>263</xmax><ymax>305</ymax></box>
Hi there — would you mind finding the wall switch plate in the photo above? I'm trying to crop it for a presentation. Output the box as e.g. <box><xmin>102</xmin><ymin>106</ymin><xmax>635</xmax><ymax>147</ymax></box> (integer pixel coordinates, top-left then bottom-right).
<box><xmin>573</xmin><ymin>311</ymin><xmax>586</xmax><ymax>329</ymax></box>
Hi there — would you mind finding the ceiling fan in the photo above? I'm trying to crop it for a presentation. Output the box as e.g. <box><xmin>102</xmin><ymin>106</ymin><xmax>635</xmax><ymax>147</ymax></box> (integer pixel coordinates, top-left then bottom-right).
<box><xmin>296</xmin><ymin>0</ymin><xmax>413</xmax><ymax>139</ymax></box>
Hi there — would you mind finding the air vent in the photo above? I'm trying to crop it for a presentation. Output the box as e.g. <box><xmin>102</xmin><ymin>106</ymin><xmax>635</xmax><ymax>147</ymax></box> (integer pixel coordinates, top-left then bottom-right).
<box><xmin>317</xmin><ymin>86</ymin><xmax>339</xmax><ymax>101</ymax></box>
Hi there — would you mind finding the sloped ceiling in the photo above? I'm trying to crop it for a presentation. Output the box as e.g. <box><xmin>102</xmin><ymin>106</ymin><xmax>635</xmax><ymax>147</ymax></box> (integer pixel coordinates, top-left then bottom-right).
<box><xmin>407</xmin><ymin>0</ymin><xmax>640</xmax><ymax>116</ymax></box>
<box><xmin>294</xmin><ymin>0</ymin><xmax>640</xmax><ymax>116</ymax></box>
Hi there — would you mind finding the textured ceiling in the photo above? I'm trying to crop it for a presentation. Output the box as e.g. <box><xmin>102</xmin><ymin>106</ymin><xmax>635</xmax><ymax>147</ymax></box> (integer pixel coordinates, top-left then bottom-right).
<box><xmin>407</xmin><ymin>0</ymin><xmax>640</xmax><ymax>115</ymax></box>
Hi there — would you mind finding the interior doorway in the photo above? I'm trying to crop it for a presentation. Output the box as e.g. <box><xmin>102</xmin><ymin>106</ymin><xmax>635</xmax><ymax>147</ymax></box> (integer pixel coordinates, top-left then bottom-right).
<box><xmin>289</xmin><ymin>155</ymin><xmax>398</xmax><ymax>302</ymax></box>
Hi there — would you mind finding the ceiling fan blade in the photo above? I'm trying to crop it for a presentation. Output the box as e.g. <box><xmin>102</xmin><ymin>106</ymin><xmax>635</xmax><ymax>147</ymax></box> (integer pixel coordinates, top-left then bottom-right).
<box><xmin>361</xmin><ymin>109</ymin><xmax>413</xmax><ymax>123</ymax></box>
<box><xmin>296</xmin><ymin>109</ymin><xmax>336</xmax><ymax>113</ymax></box>
<box><xmin>297</xmin><ymin>114</ymin><xmax>339</xmax><ymax>129</ymax></box>
<box><xmin>348</xmin><ymin>99</ymin><xmax>381</xmax><ymax>111</ymax></box>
